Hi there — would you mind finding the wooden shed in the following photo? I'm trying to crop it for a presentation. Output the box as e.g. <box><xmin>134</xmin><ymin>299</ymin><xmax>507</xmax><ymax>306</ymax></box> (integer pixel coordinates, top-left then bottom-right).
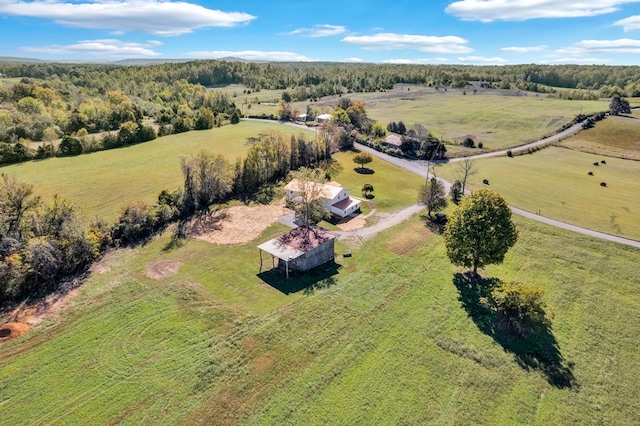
<box><xmin>258</xmin><ymin>225</ymin><xmax>336</xmax><ymax>278</ymax></box>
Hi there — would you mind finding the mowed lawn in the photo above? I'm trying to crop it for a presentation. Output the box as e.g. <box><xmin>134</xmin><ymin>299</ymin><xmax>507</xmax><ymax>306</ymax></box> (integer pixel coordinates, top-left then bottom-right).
<box><xmin>435</xmin><ymin>146</ymin><xmax>640</xmax><ymax>241</ymax></box>
<box><xmin>0</xmin><ymin>121</ymin><xmax>307</xmax><ymax>222</ymax></box>
<box><xmin>1</xmin><ymin>213</ymin><xmax>639</xmax><ymax>424</ymax></box>
<box><xmin>330</xmin><ymin>150</ymin><xmax>424</xmax><ymax>212</ymax></box>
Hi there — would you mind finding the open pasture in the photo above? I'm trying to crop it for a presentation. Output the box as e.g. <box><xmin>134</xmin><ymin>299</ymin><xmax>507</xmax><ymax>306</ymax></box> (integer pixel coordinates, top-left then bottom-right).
<box><xmin>214</xmin><ymin>84</ymin><xmax>286</xmax><ymax>117</ymax></box>
<box><xmin>312</xmin><ymin>85</ymin><xmax>608</xmax><ymax>153</ymax></box>
<box><xmin>560</xmin><ymin>110</ymin><xmax>640</xmax><ymax>160</ymax></box>
<box><xmin>0</xmin><ymin>121</ymin><xmax>305</xmax><ymax>221</ymax></box>
<box><xmin>435</xmin><ymin>146</ymin><xmax>640</xmax><ymax>241</ymax></box>
<box><xmin>1</xmin><ymin>210</ymin><xmax>639</xmax><ymax>424</ymax></box>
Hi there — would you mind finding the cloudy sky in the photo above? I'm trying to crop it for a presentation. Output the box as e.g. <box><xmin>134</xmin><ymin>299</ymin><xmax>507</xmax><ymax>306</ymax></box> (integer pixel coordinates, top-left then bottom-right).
<box><xmin>2</xmin><ymin>0</ymin><xmax>640</xmax><ymax>64</ymax></box>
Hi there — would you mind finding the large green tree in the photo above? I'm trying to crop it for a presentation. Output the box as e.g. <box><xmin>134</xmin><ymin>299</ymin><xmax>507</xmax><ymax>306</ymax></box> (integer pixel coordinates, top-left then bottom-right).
<box><xmin>443</xmin><ymin>189</ymin><xmax>518</xmax><ymax>275</ymax></box>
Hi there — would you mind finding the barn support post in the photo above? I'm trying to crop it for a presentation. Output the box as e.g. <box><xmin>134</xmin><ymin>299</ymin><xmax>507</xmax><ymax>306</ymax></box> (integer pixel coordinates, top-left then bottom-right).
<box><xmin>259</xmin><ymin>249</ymin><xmax>263</xmax><ymax>272</ymax></box>
<box><xmin>285</xmin><ymin>260</ymin><xmax>289</xmax><ymax>279</ymax></box>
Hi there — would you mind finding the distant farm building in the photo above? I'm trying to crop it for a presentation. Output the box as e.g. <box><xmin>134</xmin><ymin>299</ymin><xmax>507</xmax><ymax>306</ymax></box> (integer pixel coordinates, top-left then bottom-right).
<box><xmin>258</xmin><ymin>225</ymin><xmax>336</xmax><ymax>278</ymax></box>
<box><xmin>316</xmin><ymin>113</ymin><xmax>332</xmax><ymax>124</ymax></box>
<box><xmin>296</xmin><ymin>113</ymin><xmax>308</xmax><ymax>122</ymax></box>
<box><xmin>285</xmin><ymin>179</ymin><xmax>361</xmax><ymax>218</ymax></box>
<box><xmin>383</xmin><ymin>134</ymin><xmax>402</xmax><ymax>148</ymax></box>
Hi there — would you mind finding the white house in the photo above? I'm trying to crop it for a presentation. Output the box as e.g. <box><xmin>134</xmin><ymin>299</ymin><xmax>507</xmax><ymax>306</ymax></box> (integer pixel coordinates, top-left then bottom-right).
<box><xmin>285</xmin><ymin>179</ymin><xmax>361</xmax><ymax>218</ymax></box>
<box><xmin>316</xmin><ymin>113</ymin><xmax>332</xmax><ymax>124</ymax></box>
<box><xmin>296</xmin><ymin>113</ymin><xmax>308</xmax><ymax>122</ymax></box>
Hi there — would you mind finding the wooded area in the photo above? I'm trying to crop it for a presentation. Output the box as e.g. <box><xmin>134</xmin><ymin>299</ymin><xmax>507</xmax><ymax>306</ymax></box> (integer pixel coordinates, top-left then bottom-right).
<box><xmin>2</xmin><ymin>60</ymin><xmax>640</xmax><ymax>162</ymax></box>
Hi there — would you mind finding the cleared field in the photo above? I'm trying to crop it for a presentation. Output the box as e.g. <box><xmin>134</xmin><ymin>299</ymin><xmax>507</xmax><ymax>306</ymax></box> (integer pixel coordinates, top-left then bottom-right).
<box><xmin>435</xmin><ymin>146</ymin><xmax>640</xmax><ymax>240</ymax></box>
<box><xmin>0</xmin><ymin>121</ymin><xmax>307</xmax><ymax>221</ymax></box>
<box><xmin>298</xmin><ymin>85</ymin><xmax>609</xmax><ymax>154</ymax></box>
<box><xmin>560</xmin><ymin>111</ymin><xmax>640</xmax><ymax>160</ymax></box>
<box><xmin>215</xmin><ymin>84</ymin><xmax>286</xmax><ymax>117</ymax></box>
<box><xmin>1</xmin><ymin>212</ymin><xmax>639</xmax><ymax>424</ymax></box>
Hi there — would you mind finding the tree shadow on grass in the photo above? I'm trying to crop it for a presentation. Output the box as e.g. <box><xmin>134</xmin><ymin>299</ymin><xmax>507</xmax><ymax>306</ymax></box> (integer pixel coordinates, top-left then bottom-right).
<box><xmin>258</xmin><ymin>261</ymin><xmax>340</xmax><ymax>295</ymax></box>
<box><xmin>354</xmin><ymin>167</ymin><xmax>375</xmax><ymax>175</ymax></box>
<box><xmin>453</xmin><ymin>272</ymin><xmax>578</xmax><ymax>389</ymax></box>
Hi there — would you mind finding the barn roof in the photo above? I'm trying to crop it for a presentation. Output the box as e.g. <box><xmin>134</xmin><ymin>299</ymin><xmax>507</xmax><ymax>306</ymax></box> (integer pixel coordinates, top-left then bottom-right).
<box><xmin>257</xmin><ymin>225</ymin><xmax>336</xmax><ymax>261</ymax></box>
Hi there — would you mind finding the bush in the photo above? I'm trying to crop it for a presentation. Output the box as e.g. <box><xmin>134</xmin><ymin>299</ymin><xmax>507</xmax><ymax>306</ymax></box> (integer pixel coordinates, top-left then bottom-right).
<box><xmin>462</xmin><ymin>137</ymin><xmax>475</xmax><ymax>148</ymax></box>
<box><xmin>491</xmin><ymin>282</ymin><xmax>550</xmax><ymax>335</ymax></box>
<box><xmin>57</xmin><ymin>136</ymin><xmax>83</xmax><ymax>156</ymax></box>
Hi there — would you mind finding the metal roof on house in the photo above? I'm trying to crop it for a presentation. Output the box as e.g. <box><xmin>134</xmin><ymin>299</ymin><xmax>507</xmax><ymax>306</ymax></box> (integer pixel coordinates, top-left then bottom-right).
<box><xmin>332</xmin><ymin>197</ymin><xmax>360</xmax><ymax>211</ymax></box>
<box><xmin>285</xmin><ymin>179</ymin><xmax>344</xmax><ymax>200</ymax></box>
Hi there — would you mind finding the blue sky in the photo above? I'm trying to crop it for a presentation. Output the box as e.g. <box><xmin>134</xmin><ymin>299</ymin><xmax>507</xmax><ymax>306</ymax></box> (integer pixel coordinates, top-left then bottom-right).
<box><xmin>2</xmin><ymin>0</ymin><xmax>640</xmax><ymax>64</ymax></box>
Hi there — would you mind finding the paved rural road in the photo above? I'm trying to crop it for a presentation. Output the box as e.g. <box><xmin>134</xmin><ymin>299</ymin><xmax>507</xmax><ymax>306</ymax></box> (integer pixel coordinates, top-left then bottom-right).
<box><xmin>245</xmin><ymin>118</ymin><xmax>640</xmax><ymax>249</ymax></box>
<box><xmin>353</xmin><ymin>142</ymin><xmax>640</xmax><ymax>249</ymax></box>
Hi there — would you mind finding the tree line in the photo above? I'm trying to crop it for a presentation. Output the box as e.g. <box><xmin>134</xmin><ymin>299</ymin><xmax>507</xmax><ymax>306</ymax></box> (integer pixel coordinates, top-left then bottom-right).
<box><xmin>0</xmin><ymin>130</ymin><xmax>332</xmax><ymax>302</ymax></box>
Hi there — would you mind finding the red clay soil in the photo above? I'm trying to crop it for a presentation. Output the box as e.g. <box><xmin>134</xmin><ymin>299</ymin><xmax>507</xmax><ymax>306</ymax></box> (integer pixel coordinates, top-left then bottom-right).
<box><xmin>0</xmin><ymin>322</ymin><xmax>29</xmax><ymax>342</ymax></box>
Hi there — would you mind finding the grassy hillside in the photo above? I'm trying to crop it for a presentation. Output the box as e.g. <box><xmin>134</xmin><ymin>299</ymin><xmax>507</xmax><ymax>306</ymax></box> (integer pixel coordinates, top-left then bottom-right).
<box><xmin>560</xmin><ymin>110</ymin><xmax>640</xmax><ymax>160</ymax></box>
<box><xmin>435</xmin><ymin>146</ymin><xmax>640</xmax><ymax>241</ymax></box>
<box><xmin>1</xmin><ymin>212</ymin><xmax>639</xmax><ymax>425</ymax></box>
<box><xmin>0</xmin><ymin>121</ymin><xmax>307</xmax><ymax>221</ymax></box>
<box><xmin>304</xmin><ymin>85</ymin><xmax>609</xmax><ymax>154</ymax></box>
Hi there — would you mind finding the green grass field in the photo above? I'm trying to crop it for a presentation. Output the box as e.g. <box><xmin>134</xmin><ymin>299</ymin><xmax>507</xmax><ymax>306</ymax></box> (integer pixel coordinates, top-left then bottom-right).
<box><xmin>1</xmin><ymin>211</ymin><xmax>639</xmax><ymax>425</ymax></box>
<box><xmin>0</xmin><ymin>121</ymin><xmax>307</xmax><ymax>222</ymax></box>
<box><xmin>296</xmin><ymin>85</ymin><xmax>610</xmax><ymax>154</ymax></box>
<box><xmin>560</xmin><ymin>111</ymin><xmax>640</xmax><ymax>160</ymax></box>
<box><xmin>329</xmin><ymin>150</ymin><xmax>424</xmax><ymax>212</ymax></box>
<box><xmin>435</xmin><ymin>146</ymin><xmax>640</xmax><ymax>241</ymax></box>
<box><xmin>219</xmin><ymin>84</ymin><xmax>610</xmax><ymax>155</ymax></box>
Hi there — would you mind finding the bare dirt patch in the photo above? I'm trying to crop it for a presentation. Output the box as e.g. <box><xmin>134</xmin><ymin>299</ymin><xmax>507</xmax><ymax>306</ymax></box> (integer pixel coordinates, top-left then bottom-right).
<box><xmin>5</xmin><ymin>275</ymin><xmax>85</xmax><ymax>326</ymax></box>
<box><xmin>184</xmin><ymin>202</ymin><xmax>292</xmax><ymax>245</ymax></box>
<box><xmin>336</xmin><ymin>217</ymin><xmax>366</xmax><ymax>231</ymax></box>
<box><xmin>0</xmin><ymin>322</ymin><xmax>30</xmax><ymax>342</ymax></box>
<box><xmin>145</xmin><ymin>259</ymin><xmax>182</xmax><ymax>280</ymax></box>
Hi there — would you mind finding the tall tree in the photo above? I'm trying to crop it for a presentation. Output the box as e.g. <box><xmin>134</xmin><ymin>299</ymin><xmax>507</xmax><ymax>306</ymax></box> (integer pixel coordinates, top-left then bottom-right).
<box><xmin>288</xmin><ymin>168</ymin><xmax>330</xmax><ymax>227</ymax></box>
<box><xmin>457</xmin><ymin>158</ymin><xmax>477</xmax><ymax>195</ymax></box>
<box><xmin>418</xmin><ymin>177</ymin><xmax>447</xmax><ymax>217</ymax></box>
<box><xmin>443</xmin><ymin>189</ymin><xmax>518</xmax><ymax>275</ymax></box>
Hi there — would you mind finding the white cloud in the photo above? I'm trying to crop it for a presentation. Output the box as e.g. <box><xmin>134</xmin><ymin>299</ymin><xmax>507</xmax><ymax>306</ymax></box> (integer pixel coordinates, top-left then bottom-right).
<box><xmin>446</xmin><ymin>0</ymin><xmax>640</xmax><ymax>22</ymax></box>
<box><xmin>458</xmin><ymin>55</ymin><xmax>509</xmax><ymax>64</ymax></box>
<box><xmin>343</xmin><ymin>57</ymin><xmax>364</xmax><ymax>62</ymax></box>
<box><xmin>184</xmin><ymin>50</ymin><xmax>314</xmax><ymax>61</ymax></box>
<box><xmin>614</xmin><ymin>15</ymin><xmax>640</xmax><ymax>31</ymax></box>
<box><xmin>0</xmin><ymin>0</ymin><xmax>255</xmax><ymax>36</ymax></box>
<box><xmin>501</xmin><ymin>45</ymin><xmax>547</xmax><ymax>53</ymax></box>
<box><xmin>341</xmin><ymin>33</ymin><xmax>472</xmax><ymax>54</ymax></box>
<box><xmin>20</xmin><ymin>39</ymin><xmax>161</xmax><ymax>57</ymax></box>
<box><xmin>558</xmin><ymin>38</ymin><xmax>640</xmax><ymax>55</ymax></box>
<box><xmin>284</xmin><ymin>24</ymin><xmax>347</xmax><ymax>37</ymax></box>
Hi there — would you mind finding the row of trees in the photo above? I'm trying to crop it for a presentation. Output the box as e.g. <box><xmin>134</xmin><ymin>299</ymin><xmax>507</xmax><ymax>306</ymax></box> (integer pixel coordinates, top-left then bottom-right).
<box><xmin>1</xmin><ymin>128</ymin><xmax>330</xmax><ymax>302</ymax></box>
<box><xmin>4</xmin><ymin>61</ymin><xmax>640</xmax><ymax>97</ymax></box>
<box><xmin>0</xmin><ymin>174</ymin><xmax>111</xmax><ymax>299</ymax></box>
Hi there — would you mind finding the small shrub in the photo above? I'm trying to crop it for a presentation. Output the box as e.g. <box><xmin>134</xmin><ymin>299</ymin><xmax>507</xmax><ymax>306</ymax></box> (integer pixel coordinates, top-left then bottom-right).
<box><xmin>478</xmin><ymin>142</ymin><xmax>484</xmax><ymax>149</ymax></box>
<box><xmin>506</xmin><ymin>150</ymin><xmax>513</xmax><ymax>157</ymax></box>
<box><xmin>462</xmin><ymin>137</ymin><xmax>475</xmax><ymax>148</ymax></box>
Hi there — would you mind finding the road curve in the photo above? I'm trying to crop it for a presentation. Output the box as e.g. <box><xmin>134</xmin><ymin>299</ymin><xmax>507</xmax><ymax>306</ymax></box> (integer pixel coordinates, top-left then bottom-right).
<box><xmin>354</xmin><ymin>143</ymin><xmax>640</xmax><ymax>249</ymax></box>
<box><xmin>244</xmin><ymin>118</ymin><xmax>640</xmax><ymax>249</ymax></box>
